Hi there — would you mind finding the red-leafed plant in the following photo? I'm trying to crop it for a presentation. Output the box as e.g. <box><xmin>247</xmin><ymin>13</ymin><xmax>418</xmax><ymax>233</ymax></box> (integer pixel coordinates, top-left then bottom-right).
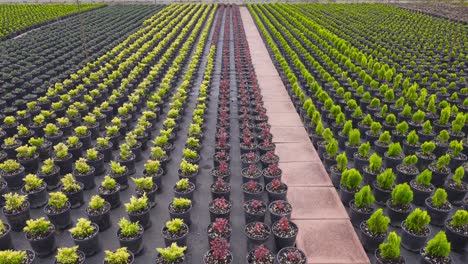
<box><xmin>286</xmin><ymin>249</ymin><xmax>302</xmax><ymax>261</ymax></box>
<box><xmin>212</xmin><ymin>218</ymin><xmax>229</xmax><ymax>233</ymax></box>
<box><xmin>213</xmin><ymin>198</ymin><xmax>229</xmax><ymax>210</ymax></box>
<box><xmin>267</xmin><ymin>163</ymin><xmax>280</xmax><ymax>175</ymax></box>
<box><xmin>278</xmin><ymin>217</ymin><xmax>290</xmax><ymax>231</ymax></box>
<box><xmin>262</xmin><ymin>128</ymin><xmax>270</xmax><ymax>139</ymax></box>
<box><xmin>242</xmin><ymin>128</ymin><xmax>252</xmax><ymax>138</ymax></box>
<box><xmin>253</xmin><ymin>245</ymin><xmax>271</xmax><ymax>261</ymax></box>
<box><xmin>242</xmin><ymin>136</ymin><xmax>252</xmax><ymax>146</ymax></box>
<box><xmin>218</xmin><ymin>161</ymin><xmax>229</xmax><ymax>174</ymax></box>
<box><xmin>250</xmin><ymin>199</ymin><xmax>262</xmax><ymax>210</ymax></box>
<box><xmin>270</xmin><ymin>178</ymin><xmax>282</xmax><ymax>191</ymax></box>
<box><xmin>213</xmin><ymin>178</ymin><xmax>227</xmax><ymax>189</ymax></box>
<box><xmin>210</xmin><ymin>238</ymin><xmax>229</xmax><ymax>260</ymax></box>
<box><xmin>246</xmin><ymin>180</ymin><xmax>257</xmax><ymax>192</ymax></box>
<box><xmin>245</xmin><ymin>152</ymin><xmax>256</xmax><ymax>161</ymax></box>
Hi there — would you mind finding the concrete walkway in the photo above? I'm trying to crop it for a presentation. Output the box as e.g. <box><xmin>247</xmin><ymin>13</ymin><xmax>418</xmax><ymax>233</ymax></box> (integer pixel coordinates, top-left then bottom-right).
<box><xmin>240</xmin><ymin>6</ymin><xmax>369</xmax><ymax>264</ymax></box>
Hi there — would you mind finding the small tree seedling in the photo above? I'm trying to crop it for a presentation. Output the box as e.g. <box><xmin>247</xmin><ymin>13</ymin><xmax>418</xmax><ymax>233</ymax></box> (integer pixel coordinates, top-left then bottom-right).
<box><xmin>56</xmin><ymin>246</ymin><xmax>80</xmax><ymax>264</ymax></box>
<box><xmin>378</xmin><ymin>131</ymin><xmax>392</xmax><ymax>145</ymax></box>
<box><xmin>104</xmin><ymin>247</ymin><xmax>130</xmax><ymax>264</ymax></box>
<box><xmin>156</xmin><ymin>243</ymin><xmax>187</xmax><ymax>261</ymax></box>
<box><xmin>69</xmin><ymin>218</ymin><xmax>95</xmax><ymax>239</ymax></box>
<box><xmin>132</xmin><ymin>177</ymin><xmax>153</xmax><ymax>191</ymax></box>
<box><xmin>367</xmin><ymin>209</ymin><xmax>390</xmax><ymax>235</ymax></box>
<box><xmin>436</xmin><ymin>154</ymin><xmax>451</xmax><ymax>170</ymax></box>
<box><xmin>23</xmin><ymin>217</ymin><xmax>51</xmax><ymax>236</ymax></box>
<box><xmin>369</xmin><ymin>153</ymin><xmax>382</xmax><ymax>173</ymax></box>
<box><xmin>450</xmin><ymin>210</ymin><xmax>468</xmax><ymax>228</ymax></box>
<box><xmin>404</xmin><ymin>208</ymin><xmax>430</xmax><ymax>233</ymax></box>
<box><xmin>48</xmin><ymin>192</ymin><xmax>68</xmax><ymax>210</ymax></box>
<box><xmin>387</xmin><ymin>142</ymin><xmax>403</xmax><ymax>157</ymax></box>
<box><xmin>23</xmin><ymin>174</ymin><xmax>43</xmax><ymax>192</ymax></box>
<box><xmin>348</xmin><ymin>129</ymin><xmax>361</xmax><ymax>146</ymax></box>
<box><xmin>379</xmin><ymin>232</ymin><xmax>401</xmax><ymax>260</ymax></box>
<box><xmin>431</xmin><ymin>188</ymin><xmax>448</xmax><ymax>208</ymax></box>
<box><xmin>354</xmin><ymin>185</ymin><xmax>375</xmax><ymax>208</ymax></box>
<box><xmin>61</xmin><ymin>174</ymin><xmax>81</xmax><ymax>192</ymax></box>
<box><xmin>421</xmin><ymin>142</ymin><xmax>436</xmax><ymax>155</ymax></box>
<box><xmin>340</xmin><ymin>168</ymin><xmax>362</xmax><ymax>191</ymax></box>
<box><xmin>3</xmin><ymin>193</ymin><xmax>27</xmax><ymax>211</ymax></box>
<box><xmin>396</xmin><ymin>121</ymin><xmax>409</xmax><ymax>135</ymax></box>
<box><xmin>425</xmin><ymin>231</ymin><xmax>451</xmax><ymax>258</ymax></box>
<box><xmin>377</xmin><ymin>169</ymin><xmax>396</xmax><ymax>190</ymax></box>
<box><xmin>391</xmin><ymin>183</ymin><xmax>413</xmax><ymax>206</ymax></box>
<box><xmin>88</xmin><ymin>195</ymin><xmax>105</xmax><ymax>211</ymax></box>
<box><xmin>125</xmin><ymin>195</ymin><xmax>148</xmax><ymax>213</ymax></box>
<box><xmin>118</xmin><ymin>218</ymin><xmax>140</xmax><ymax>237</ymax></box>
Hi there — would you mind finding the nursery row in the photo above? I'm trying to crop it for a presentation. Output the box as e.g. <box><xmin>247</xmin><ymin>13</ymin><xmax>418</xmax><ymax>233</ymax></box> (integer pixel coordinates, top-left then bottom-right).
<box><xmin>249</xmin><ymin>3</ymin><xmax>467</xmax><ymax>263</ymax></box>
<box><xmin>0</xmin><ymin>5</ymin><xmax>165</xmax><ymax>115</ymax></box>
<box><xmin>0</xmin><ymin>3</ymin><xmax>220</xmax><ymax>263</ymax></box>
<box><xmin>0</xmin><ymin>3</ymin><xmax>105</xmax><ymax>40</ymax></box>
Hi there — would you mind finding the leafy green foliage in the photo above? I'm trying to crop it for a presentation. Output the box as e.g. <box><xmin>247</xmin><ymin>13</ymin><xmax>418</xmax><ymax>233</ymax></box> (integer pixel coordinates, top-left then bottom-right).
<box><xmin>157</xmin><ymin>243</ymin><xmax>187</xmax><ymax>261</ymax></box>
<box><xmin>326</xmin><ymin>139</ymin><xmax>338</xmax><ymax>158</ymax></box>
<box><xmin>0</xmin><ymin>159</ymin><xmax>20</xmax><ymax>173</ymax></box>
<box><xmin>69</xmin><ymin>218</ymin><xmax>95</xmax><ymax>239</ymax></box>
<box><xmin>391</xmin><ymin>183</ymin><xmax>413</xmax><ymax>206</ymax></box>
<box><xmin>104</xmin><ymin>247</ymin><xmax>130</xmax><ymax>264</ymax></box>
<box><xmin>340</xmin><ymin>168</ymin><xmax>362</xmax><ymax>190</ymax></box>
<box><xmin>436</xmin><ymin>154</ymin><xmax>451</xmax><ymax>170</ymax></box>
<box><xmin>370</xmin><ymin>122</ymin><xmax>382</xmax><ymax>135</ymax></box>
<box><xmin>406</xmin><ymin>130</ymin><xmax>419</xmax><ymax>145</ymax></box>
<box><xmin>396</xmin><ymin>121</ymin><xmax>409</xmax><ymax>135</ymax></box>
<box><xmin>132</xmin><ymin>177</ymin><xmax>153</xmax><ymax>191</ymax></box>
<box><xmin>125</xmin><ymin>195</ymin><xmax>148</xmax><ymax>213</ymax></box>
<box><xmin>54</xmin><ymin>143</ymin><xmax>69</xmax><ymax>159</ymax></box>
<box><xmin>180</xmin><ymin>159</ymin><xmax>198</xmax><ymax>174</ymax></box>
<box><xmin>369</xmin><ymin>153</ymin><xmax>382</xmax><ymax>172</ymax></box>
<box><xmin>3</xmin><ymin>193</ymin><xmax>27</xmax><ymax>211</ymax></box>
<box><xmin>377</xmin><ymin>169</ymin><xmax>396</xmax><ymax>190</ymax></box>
<box><xmin>385</xmin><ymin>114</ymin><xmax>397</xmax><ymax>126</ymax></box>
<box><xmin>176</xmin><ymin>179</ymin><xmax>190</xmax><ymax>190</ymax></box>
<box><xmin>341</xmin><ymin>120</ymin><xmax>353</xmax><ymax>136</ymax></box>
<box><xmin>439</xmin><ymin>106</ymin><xmax>451</xmax><ymax>125</ymax></box>
<box><xmin>348</xmin><ymin>129</ymin><xmax>360</xmax><ymax>146</ymax></box>
<box><xmin>437</xmin><ymin>130</ymin><xmax>450</xmax><ymax>143</ymax></box>
<box><xmin>15</xmin><ymin>145</ymin><xmax>36</xmax><ymax>159</ymax></box>
<box><xmin>48</xmin><ymin>192</ymin><xmax>68</xmax><ymax>210</ymax></box>
<box><xmin>354</xmin><ymin>186</ymin><xmax>375</xmax><ymax>208</ymax></box>
<box><xmin>450</xmin><ymin>210</ymin><xmax>468</xmax><ymax>228</ymax></box>
<box><xmin>425</xmin><ymin>232</ymin><xmax>451</xmax><ymax>257</ymax></box>
<box><xmin>379</xmin><ymin>232</ymin><xmax>401</xmax><ymax>260</ymax></box>
<box><xmin>449</xmin><ymin>140</ymin><xmax>463</xmax><ymax>157</ymax></box>
<box><xmin>416</xmin><ymin>170</ymin><xmax>432</xmax><ymax>187</ymax></box>
<box><xmin>336</xmin><ymin>152</ymin><xmax>348</xmax><ymax>172</ymax></box>
<box><xmin>88</xmin><ymin>195</ymin><xmax>105</xmax><ymax>211</ymax></box>
<box><xmin>75</xmin><ymin>158</ymin><xmax>91</xmax><ymax>174</ymax></box>
<box><xmin>403</xmin><ymin>155</ymin><xmax>418</xmax><ymax>166</ymax></box>
<box><xmin>367</xmin><ymin>209</ymin><xmax>390</xmax><ymax>235</ymax></box>
<box><xmin>387</xmin><ymin>142</ymin><xmax>402</xmax><ymax>157</ymax></box>
<box><xmin>378</xmin><ymin>131</ymin><xmax>392</xmax><ymax>144</ymax></box>
<box><xmin>101</xmin><ymin>176</ymin><xmax>117</xmax><ymax>190</ymax></box>
<box><xmin>23</xmin><ymin>217</ymin><xmax>51</xmax><ymax>236</ymax></box>
<box><xmin>23</xmin><ymin>174</ymin><xmax>43</xmax><ymax>191</ymax></box>
<box><xmin>110</xmin><ymin>161</ymin><xmax>126</xmax><ymax>175</ymax></box>
<box><xmin>56</xmin><ymin>246</ymin><xmax>80</xmax><ymax>264</ymax></box>
<box><xmin>421</xmin><ymin>142</ymin><xmax>436</xmax><ymax>155</ymax></box>
<box><xmin>166</xmin><ymin>218</ymin><xmax>184</xmax><ymax>233</ymax></box>
<box><xmin>0</xmin><ymin>250</ymin><xmax>26</xmax><ymax>264</ymax></box>
<box><xmin>405</xmin><ymin>208</ymin><xmax>430</xmax><ymax>233</ymax></box>
<box><xmin>453</xmin><ymin>166</ymin><xmax>465</xmax><ymax>186</ymax></box>
<box><xmin>422</xmin><ymin>121</ymin><xmax>433</xmax><ymax>134</ymax></box>
<box><xmin>61</xmin><ymin>174</ymin><xmax>81</xmax><ymax>192</ymax></box>
<box><xmin>172</xmin><ymin>198</ymin><xmax>192</xmax><ymax>209</ymax></box>
<box><xmin>431</xmin><ymin>188</ymin><xmax>448</xmax><ymax>208</ymax></box>
<box><xmin>118</xmin><ymin>218</ymin><xmax>140</xmax><ymax>237</ymax></box>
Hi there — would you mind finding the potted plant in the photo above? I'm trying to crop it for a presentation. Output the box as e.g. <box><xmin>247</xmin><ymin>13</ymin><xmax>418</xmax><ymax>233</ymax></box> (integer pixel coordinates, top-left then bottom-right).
<box><xmin>57</xmin><ymin>117</ymin><xmax>72</xmax><ymax>137</ymax></box>
<box><xmin>85</xmin><ymin>195</ymin><xmax>111</xmax><ymax>232</ymax></box>
<box><xmin>339</xmin><ymin>168</ymin><xmax>362</xmax><ymax>206</ymax></box>
<box><xmin>117</xmin><ymin>218</ymin><xmax>144</xmax><ymax>256</ymax></box>
<box><xmin>209</xmin><ymin>197</ymin><xmax>232</xmax><ymax>222</ymax></box>
<box><xmin>0</xmin><ymin>159</ymin><xmax>25</xmax><ymax>190</ymax></box>
<box><xmin>241</xmin><ymin>163</ymin><xmax>260</xmax><ymax>183</ymax></box>
<box><xmin>125</xmin><ymin>133</ymin><xmax>142</xmax><ymax>162</ymax></box>
<box><xmin>246</xmin><ymin>245</ymin><xmax>274</xmax><ymax>264</ymax></box>
<box><xmin>349</xmin><ymin>185</ymin><xmax>375</xmax><ymax>227</ymax></box>
<box><xmin>155</xmin><ymin>243</ymin><xmax>187</xmax><ymax>264</ymax></box>
<box><xmin>21</xmin><ymin>173</ymin><xmax>47</xmax><ymax>208</ymax></box>
<box><xmin>132</xmin><ymin>177</ymin><xmax>157</xmax><ymax>208</ymax></box>
<box><xmin>410</xmin><ymin>169</ymin><xmax>434</xmax><ymax>206</ymax></box>
<box><xmin>150</xmin><ymin>146</ymin><xmax>170</xmax><ymax>172</ymax></box>
<box><xmin>384</xmin><ymin>142</ymin><xmax>404</xmax><ymax>170</ymax></box>
<box><xmin>0</xmin><ymin>250</ymin><xmax>35</xmax><ymax>264</ymax></box>
<box><xmin>444</xmin><ymin>166</ymin><xmax>467</xmax><ymax>205</ymax></box>
<box><xmin>271</xmin><ymin>217</ymin><xmax>298</xmax><ymax>250</ymax></box>
<box><xmin>38</xmin><ymin>158</ymin><xmax>60</xmax><ymax>190</ymax></box>
<box><xmin>98</xmin><ymin>176</ymin><xmax>121</xmax><ymax>209</ymax></box>
<box><xmin>73</xmin><ymin>126</ymin><xmax>91</xmax><ymax>149</ymax></box>
<box><xmin>15</xmin><ymin>145</ymin><xmax>39</xmax><ymax>174</ymax></box>
<box><xmin>401</xmin><ymin>208</ymin><xmax>431</xmax><ymax>252</ymax></box>
<box><xmin>2</xmin><ymin>136</ymin><xmax>22</xmax><ymax>160</ymax></box>
<box><xmin>0</xmin><ymin>219</ymin><xmax>12</xmax><ymax>250</ymax></box>
<box><xmin>211</xmin><ymin>177</ymin><xmax>231</xmax><ymax>200</ymax></box>
<box><xmin>444</xmin><ymin>209</ymin><xmax>468</xmax><ymax>252</ymax></box>
<box><xmin>85</xmin><ymin>148</ymin><xmax>104</xmax><ymax>176</ymax></box>
<box><xmin>60</xmin><ymin>174</ymin><xmax>84</xmax><ymax>208</ymax></box>
<box><xmin>44</xmin><ymin>192</ymin><xmax>71</xmax><ymax>230</ymax></box>
<box><xmin>396</xmin><ymin>155</ymin><xmax>419</xmax><ymax>184</ymax></box>
<box><xmin>17</xmin><ymin>125</ymin><xmax>35</xmax><ymax>146</ymax></box>
<box><xmin>53</xmin><ymin>143</ymin><xmax>73</xmax><ymax>175</ymax></box>
<box><xmin>243</xmin><ymin>199</ymin><xmax>266</xmax><ymax>224</ymax></box>
<box><xmin>174</xmin><ymin>178</ymin><xmax>195</xmax><ymax>200</ymax></box>
<box><xmin>345</xmin><ymin>129</ymin><xmax>361</xmax><ymax>160</ymax></box>
<box><xmin>69</xmin><ymin>218</ymin><xmax>100</xmax><ymax>257</ymax></box>
<box><xmin>109</xmin><ymin>161</ymin><xmax>129</xmax><ymax>191</ymax></box>
<box><xmin>428</xmin><ymin>154</ymin><xmax>451</xmax><ymax>187</ymax></box>
<box><xmin>162</xmin><ymin>218</ymin><xmax>189</xmax><ymax>247</ymax></box>
<box><xmin>434</xmin><ymin>130</ymin><xmax>450</xmax><ymax>157</ymax></box>
<box><xmin>416</xmin><ymin>141</ymin><xmax>437</xmax><ymax>172</ymax></box>
<box><xmin>375</xmin><ymin>232</ymin><xmax>405</xmax><ymax>264</ymax></box>
<box><xmin>2</xmin><ymin>193</ymin><xmax>30</xmax><ymax>231</ymax></box>
<box><xmin>44</xmin><ymin>123</ymin><xmax>63</xmax><ymax>145</ymax></box>
<box><xmin>386</xmin><ymin>183</ymin><xmax>413</xmax><ymax>226</ymax></box>
<box><xmin>360</xmin><ymin>208</ymin><xmax>390</xmax><ymax>251</ymax></box>
<box><xmin>262</xmin><ymin>163</ymin><xmax>282</xmax><ymax>185</ymax></box>
<box><xmin>116</xmin><ymin>144</ymin><xmax>136</xmax><ymax>175</ymax></box>
<box><xmin>66</xmin><ymin>136</ymin><xmax>83</xmax><ymax>163</ymax></box>
<box><xmin>103</xmin><ymin>247</ymin><xmax>134</xmax><ymax>264</ymax></box>
<box><xmin>125</xmin><ymin>194</ymin><xmax>151</xmax><ymax>230</ymax></box>
<box><xmin>425</xmin><ymin>187</ymin><xmax>453</xmax><ymax>227</ymax></box>
<box><xmin>203</xmin><ymin>238</ymin><xmax>233</xmax><ymax>264</ymax></box>
<box><xmin>375</xmin><ymin>131</ymin><xmax>392</xmax><ymax>156</ymax></box>
<box><xmin>55</xmin><ymin>246</ymin><xmax>85</xmax><ymax>264</ymax></box>
<box><xmin>178</xmin><ymin>159</ymin><xmax>198</xmax><ymax>184</ymax></box>
<box><xmin>420</xmin><ymin>231</ymin><xmax>451</xmax><ymax>263</ymax></box>
<box><xmin>266</xmin><ymin>178</ymin><xmax>287</xmax><ymax>202</ymax></box>
<box><xmin>168</xmin><ymin>198</ymin><xmax>192</xmax><ymax>225</ymax></box>
<box><xmin>23</xmin><ymin>217</ymin><xmax>56</xmax><ymax>257</ymax></box>
<box><xmin>447</xmin><ymin>140</ymin><xmax>466</xmax><ymax>171</ymax></box>
<box><xmin>105</xmin><ymin>126</ymin><xmax>120</xmax><ymax>150</ymax></box>
<box><xmin>361</xmin><ymin>152</ymin><xmax>382</xmax><ymax>185</ymax></box>
<box><xmin>242</xmin><ymin>180</ymin><xmax>264</xmax><ymax>201</ymax></box>
<box><xmin>276</xmin><ymin>247</ymin><xmax>307</xmax><ymax>264</ymax></box>
<box><xmin>95</xmin><ymin>137</ymin><xmax>112</xmax><ymax>162</ymax></box>
<box><xmin>207</xmin><ymin>218</ymin><xmax>232</xmax><ymax>243</ymax></box>
<box><xmin>244</xmin><ymin>221</ymin><xmax>271</xmax><ymax>250</ymax></box>
<box><xmin>144</xmin><ymin>160</ymin><xmax>164</xmax><ymax>191</ymax></box>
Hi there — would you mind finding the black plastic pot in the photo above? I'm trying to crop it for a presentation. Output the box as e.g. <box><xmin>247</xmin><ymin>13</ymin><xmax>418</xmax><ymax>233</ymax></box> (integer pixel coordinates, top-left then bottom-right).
<box><xmin>203</xmin><ymin>250</ymin><xmax>233</xmax><ymax>264</ymax></box>
<box><xmin>428</xmin><ymin>163</ymin><xmax>450</xmax><ymax>188</ymax></box>
<box><xmin>118</xmin><ymin>154</ymin><xmax>136</xmax><ymax>175</ymax></box>
<box><xmin>110</xmin><ymin>170</ymin><xmax>129</xmax><ymax>191</ymax></box>
<box><xmin>445</xmin><ymin>219</ymin><xmax>468</xmax><ymax>252</ymax></box>
<box><xmin>244</xmin><ymin>222</ymin><xmax>271</xmax><ymax>251</ymax></box>
<box><xmin>386</xmin><ymin>199</ymin><xmax>413</xmax><ymax>227</ymax></box>
<box><xmin>3</xmin><ymin>200</ymin><xmax>30</xmax><ymax>231</ymax></box>
<box><xmin>395</xmin><ymin>164</ymin><xmax>419</xmax><ymax>184</ymax></box>
<box><xmin>268</xmin><ymin>200</ymin><xmax>292</xmax><ymax>224</ymax></box>
<box><xmin>62</xmin><ymin>182</ymin><xmax>84</xmax><ymax>209</ymax></box>
<box><xmin>128</xmin><ymin>206</ymin><xmax>151</xmax><ymax>230</ymax></box>
<box><xmin>209</xmin><ymin>203</ymin><xmax>232</xmax><ymax>222</ymax></box>
<box><xmin>86</xmin><ymin>202</ymin><xmax>111</xmax><ymax>232</ymax></box>
<box><xmin>0</xmin><ymin>223</ymin><xmax>13</xmax><ymax>250</ymax></box>
<box><xmin>21</xmin><ymin>183</ymin><xmax>47</xmax><ymax>208</ymax></box>
<box><xmin>18</xmin><ymin>154</ymin><xmax>39</xmax><ymax>174</ymax></box>
<box><xmin>26</xmin><ymin>225</ymin><xmax>56</xmax><ymax>257</ymax></box>
<box><xmin>339</xmin><ymin>185</ymin><xmax>358</xmax><ymax>206</ymax></box>
<box><xmin>162</xmin><ymin>223</ymin><xmax>189</xmax><ymax>247</ymax></box>
<box><xmin>44</xmin><ymin>202</ymin><xmax>72</xmax><ymax>230</ymax></box>
<box><xmin>169</xmin><ymin>203</ymin><xmax>192</xmax><ymax>226</ymax></box>
<box><xmin>276</xmin><ymin>247</ymin><xmax>307</xmax><ymax>264</ymax></box>
<box><xmin>266</xmin><ymin>184</ymin><xmax>287</xmax><ymax>203</ymax></box>
<box><xmin>349</xmin><ymin>200</ymin><xmax>374</xmax><ymax>227</ymax></box>
<box><xmin>359</xmin><ymin>221</ymin><xmax>387</xmax><ymax>252</ymax></box>
<box><xmin>71</xmin><ymin>223</ymin><xmax>100</xmax><ymax>257</ymax></box>
<box><xmin>98</xmin><ymin>185</ymin><xmax>121</xmax><ymax>209</ymax></box>
<box><xmin>173</xmin><ymin>182</ymin><xmax>195</xmax><ymax>200</ymax></box>
<box><xmin>372</xmin><ymin>181</ymin><xmax>393</xmax><ymax>205</ymax></box>
<box><xmin>410</xmin><ymin>180</ymin><xmax>434</xmax><ymax>206</ymax></box>
<box><xmin>243</xmin><ymin>200</ymin><xmax>266</xmax><ymax>224</ymax></box>
<box><xmin>86</xmin><ymin>154</ymin><xmax>105</xmax><ymax>176</ymax></box>
<box><xmin>118</xmin><ymin>225</ymin><xmax>144</xmax><ymax>256</ymax></box>
<box><xmin>425</xmin><ymin>198</ymin><xmax>452</xmax><ymax>227</ymax></box>
<box><xmin>384</xmin><ymin>153</ymin><xmax>404</xmax><ymax>170</ymax></box>
<box><xmin>38</xmin><ymin>166</ymin><xmax>61</xmax><ymax>191</ymax></box>
<box><xmin>374</xmin><ymin>249</ymin><xmax>405</xmax><ymax>264</ymax></box>
<box><xmin>401</xmin><ymin>221</ymin><xmax>430</xmax><ymax>252</ymax></box>
<box><xmin>136</xmin><ymin>186</ymin><xmax>157</xmax><ymax>209</ymax></box>
<box><xmin>444</xmin><ymin>180</ymin><xmax>468</xmax><ymax>205</ymax></box>
<box><xmin>272</xmin><ymin>221</ymin><xmax>298</xmax><ymax>250</ymax></box>
<box><xmin>54</xmin><ymin>154</ymin><xmax>73</xmax><ymax>175</ymax></box>
<box><xmin>2</xmin><ymin>166</ymin><xmax>26</xmax><ymax>190</ymax></box>
<box><xmin>96</xmin><ymin>144</ymin><xmax>113</xmax><ymax>163</ymax></box>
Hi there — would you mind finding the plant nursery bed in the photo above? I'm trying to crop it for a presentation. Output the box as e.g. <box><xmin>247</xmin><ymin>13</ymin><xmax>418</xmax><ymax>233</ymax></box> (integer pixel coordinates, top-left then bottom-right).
<box><xmin>0</xmin><ymin>4</ymin><xmax>302</xmax><ymax>264</ymax></box>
